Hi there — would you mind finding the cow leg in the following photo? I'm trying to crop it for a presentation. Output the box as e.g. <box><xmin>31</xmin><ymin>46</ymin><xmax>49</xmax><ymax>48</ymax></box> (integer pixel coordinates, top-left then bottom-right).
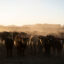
<box><xmin>21</xmin><ymin>48</ymin><xmax>25</xmax><ymax>56</ymax></box>
<box><xmin>16</xmin><ymin>46</ymin><xmax>19</xmax><ymax>56</ymax></box>
<box><xmin>9</xmin><ymin>49</ymin><xmax>13</xmax><ymax>57</ymax></box>
<box><xmin>6</xmin><ymin>49</ymin><xmax>10</xmax><ymax>57</ymax></box>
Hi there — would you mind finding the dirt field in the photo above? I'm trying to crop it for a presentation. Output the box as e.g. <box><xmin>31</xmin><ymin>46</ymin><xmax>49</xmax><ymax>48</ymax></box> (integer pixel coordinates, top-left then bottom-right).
<box><xmin>0</xmin><ymin>55</ymin><xmax>64</xmax><ymax>64</ymax></box>
<box><xmin>0</xmin><ymin>45</ymin><xmax>64</xmax><ymax>64</ymax></box>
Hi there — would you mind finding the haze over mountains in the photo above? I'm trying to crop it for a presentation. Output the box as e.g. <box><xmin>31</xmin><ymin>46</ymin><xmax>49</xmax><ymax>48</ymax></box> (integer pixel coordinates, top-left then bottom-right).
<box><xmin>0</xmin><ymin>24</ymin><xmax>64</xmax><ymax>36</ymax></box>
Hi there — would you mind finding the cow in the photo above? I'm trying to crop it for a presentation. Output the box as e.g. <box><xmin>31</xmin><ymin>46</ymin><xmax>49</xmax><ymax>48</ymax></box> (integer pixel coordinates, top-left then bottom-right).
<box><xmin>0</xmin><ymin>32</ymin><xmax>14</xmax><ymax>57</ymax></box>
<box><xmin>55</xmin><ymin>38</ymin><xmax>63</xmax><ymax>56</ymax></box>
<box><xmin>5</xmin><ymin>37</ymin><xmax>14</xmax><ymax>57</ymax></box>
<box><xmin>46</xmin><ymin>35</ymin><xmax>56</xmax><ymax>56</ymax></box>
<box><xmin>30</xmin><ymin>35</ymin><xmax>41</xmax><ymax>56</ymax></box>
<box><xmin>14</xmin><ymin>32</ymin><xmax>29</xmax><ymax>56</ymax></box>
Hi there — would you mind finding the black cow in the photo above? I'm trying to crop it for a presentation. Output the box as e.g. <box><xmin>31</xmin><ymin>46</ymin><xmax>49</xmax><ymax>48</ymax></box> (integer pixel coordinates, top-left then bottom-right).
<box><xmin>30</xmin><ymin>35</ymin><xmax>40</xmax><ymax>55</ymax></box>
<box><xmin>15</xmin><ymin>32</ymin><xmax>29</xmax><ymax>56</ymax></box>
<box><xmin>0</xmin><ymin>32</ymin><xmax>14</xmax><ymax>57</ymax></box>
<box><xmin>46</xmin><ymin>35</ymin><xmax>56</xmax><ymax>56</ymax></box>
<box><xmin>5</xmin><ymin>37</ymin><xmax>14</xmax><ymax>57</ymax></box>
<box><xmin>55</xmin><ymin>38</ymin><xmax>63</xmax><ymax>56</ymax></box>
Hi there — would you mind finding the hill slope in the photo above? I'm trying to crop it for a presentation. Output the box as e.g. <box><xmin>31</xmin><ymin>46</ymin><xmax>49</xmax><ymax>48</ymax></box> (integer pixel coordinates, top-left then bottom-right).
<box><xmin>0</xmin><ymin>24</ymin><xmax>64</xmax><ymax>35</ymax></box>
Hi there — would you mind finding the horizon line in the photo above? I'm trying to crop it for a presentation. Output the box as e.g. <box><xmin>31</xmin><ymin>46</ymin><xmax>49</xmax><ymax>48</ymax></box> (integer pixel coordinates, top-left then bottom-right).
<box><xmin>0</xmin><ymin>23</ymin><xmax>63</xmax><ymax>27</ymax></box>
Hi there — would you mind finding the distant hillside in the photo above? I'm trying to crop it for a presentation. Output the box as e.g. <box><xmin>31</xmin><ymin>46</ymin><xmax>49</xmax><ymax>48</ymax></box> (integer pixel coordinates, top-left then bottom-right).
<box><xmin>0</xmin><ymin>24</ymin><xmax>64</xmax><ymax>36</ymax></box>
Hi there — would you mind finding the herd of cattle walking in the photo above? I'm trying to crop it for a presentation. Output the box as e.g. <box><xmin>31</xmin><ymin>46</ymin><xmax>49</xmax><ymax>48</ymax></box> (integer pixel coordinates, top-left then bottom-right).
<box><xmin>0</xmin><ymin>31</ymin><xmax>64</xmax><ymax>57</ymax></box>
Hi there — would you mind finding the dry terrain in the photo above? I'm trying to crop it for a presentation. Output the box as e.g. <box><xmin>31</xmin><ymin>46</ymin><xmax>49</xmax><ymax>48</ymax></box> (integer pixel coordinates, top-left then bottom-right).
<box><xmin>0</xmin><ymin>24</ymin><xmax>64</xmax><ymax>64</ymax></box>
<box><xmin>0</xmin><ymin>24</ymin><xmax>64</xmax><ymax>36</ymax></box>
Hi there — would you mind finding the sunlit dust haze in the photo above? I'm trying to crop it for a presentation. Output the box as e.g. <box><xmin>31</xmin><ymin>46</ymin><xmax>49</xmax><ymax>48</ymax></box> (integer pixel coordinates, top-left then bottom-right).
<box><xmin>0</xmin><ymin>0</ymin><xmax>64</xmax><ymax>26</ymax></box>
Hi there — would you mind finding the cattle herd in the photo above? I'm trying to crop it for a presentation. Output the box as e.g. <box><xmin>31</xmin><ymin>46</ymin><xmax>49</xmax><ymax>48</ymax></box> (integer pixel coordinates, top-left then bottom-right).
<box><xmin>0</xmin><ymin>31</ymin><xmax>64</xmax><ymax>58</ymax></box>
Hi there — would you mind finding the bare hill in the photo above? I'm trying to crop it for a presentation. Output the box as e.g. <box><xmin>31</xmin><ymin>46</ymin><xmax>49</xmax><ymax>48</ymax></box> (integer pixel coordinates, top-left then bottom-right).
<box><xmin>0</xmin><ymin>24</ymin><xmax>64</xmax><ymax>35</ymax></box>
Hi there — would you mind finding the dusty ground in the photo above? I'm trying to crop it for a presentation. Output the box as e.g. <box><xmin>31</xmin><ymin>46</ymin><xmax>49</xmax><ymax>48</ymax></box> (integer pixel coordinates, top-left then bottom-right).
<box><xmin>0</xmin><ymin>45</ymin><xmax>64</xmax><ymax>64</ymax></box>
<box><xmin>0</xmin><ymin>56</ymin><xmax>64</xmax><ymax>64</ymax></box>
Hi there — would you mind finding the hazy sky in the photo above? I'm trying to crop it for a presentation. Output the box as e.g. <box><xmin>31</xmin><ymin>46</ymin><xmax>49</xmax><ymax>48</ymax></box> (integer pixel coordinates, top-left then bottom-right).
<box><xmin>0</xmin><ymin>0</ymin><xmax>64</xmax><ymax>26</ymax></box>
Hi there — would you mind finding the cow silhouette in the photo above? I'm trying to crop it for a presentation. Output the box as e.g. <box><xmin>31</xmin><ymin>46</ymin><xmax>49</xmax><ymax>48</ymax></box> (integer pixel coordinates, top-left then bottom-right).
<box><xmin>55</xmin><ymin>38</ymin><xmax>63</xmax><ymax>56</ymax></box>
<box><xmin>0</xmin><ymin>32</ymin><xmax>14</xmax><ymax>57</ymax></box>
<box><xmin>30</xmin><ymin>35</ymin><xmax>40</xmax><ymax>56</ymax></box>
<box><xmin>15</xmin><ymin>32</ymin><xmax>29</xmax><ymax>56</ymax></box>
<box><xmin>5</xmin><ymin>37</ymin><xmax>14</xmax><ymax>57</ymax></box>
